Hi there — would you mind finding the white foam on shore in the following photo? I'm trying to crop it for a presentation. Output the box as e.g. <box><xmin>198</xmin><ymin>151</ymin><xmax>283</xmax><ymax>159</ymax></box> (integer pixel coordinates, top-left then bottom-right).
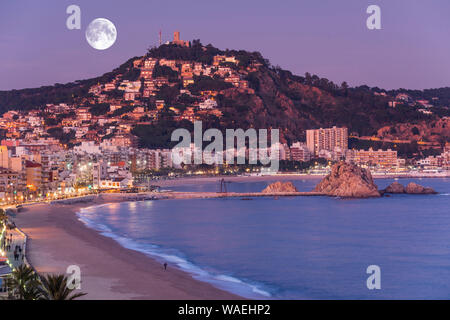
<box><xmin>76</xmin><ymin>207</ymin><xmax>272</xmax><ymax>299</ymax></box>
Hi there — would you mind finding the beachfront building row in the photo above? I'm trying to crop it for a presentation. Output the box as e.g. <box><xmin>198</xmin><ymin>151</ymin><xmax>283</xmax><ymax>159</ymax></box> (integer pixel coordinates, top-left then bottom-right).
<box><xmin>345</xmin><ymin>148</ymin><xmax>399</xmax><ymax>169</ymax></box>
<box><xmin>305</xmin><ymin>126</ymin><xmax>406</xmax><ymax>169</ymax></box>
<box><xmin>0</xmin><ymin>139</ymin><xmax>307</xmax><ymax>200</ymax></box>
<box><xmin>0</xmin><ymin>133</ymin><xmax>446</xmax><ymax>201</ymax></box>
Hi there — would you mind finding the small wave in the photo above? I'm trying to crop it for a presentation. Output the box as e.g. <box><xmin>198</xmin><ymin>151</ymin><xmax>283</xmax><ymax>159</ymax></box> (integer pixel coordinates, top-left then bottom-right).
<box><xmin>438</xmin><ymin>193</ymin><xmax>450</xmax><ymax>196</ymax></box>
<box><xmin>77</xmin><ymin>215</ymin><xmax>113</xmax><ymax>234</ymax></box>
<box><xmin>76</xmin><ymin>209</ymin><xmax>272</xmax><ymax>299</ymax></box>
<box><xmin>215</xmin><ymin>274</ymin><xmax>243</xmax><ymax>283</ymax></box>
<box><xmin>213</xmin><ymin>274</ymin><xmax>271</xmax><ymax>297</ymax></box>
<box><xmin>79</xmin><ymin>203</ymin><xmax>113</xmax><ymax>214</ymax></box>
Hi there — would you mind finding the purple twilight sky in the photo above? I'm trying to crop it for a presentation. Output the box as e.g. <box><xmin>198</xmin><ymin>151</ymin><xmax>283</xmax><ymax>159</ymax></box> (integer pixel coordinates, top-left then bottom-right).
<box><xmin>1</xmin><ymin>0</ymin><xmax>449</xmax><ymax>90</ymax></box>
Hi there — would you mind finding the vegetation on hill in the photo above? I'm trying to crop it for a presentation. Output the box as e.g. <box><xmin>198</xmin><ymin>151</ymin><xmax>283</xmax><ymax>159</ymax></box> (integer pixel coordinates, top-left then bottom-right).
<box><xmin>209</xmin><ymin>67</ymin><xmax>433</xmax><ymax>144</ymax></box>
<box><xmin>132</xmin><ymin>118</ymin><xmax>194</xmax><ymax>149</ymax></box>
<box><xmin>146</xmin><ymin>40</ymin><xmax>269</xmax><ymax>67</ymax></box>
<box><xmin>187</xmin><ymin>76</ymin><xmax>233</xmax><ymax>95</ymax></box>
<box><xmin>0</xmin><ymin>40</ymin><xmax>448</xmax><ymax>149</ymax></box>
<box><xmin>152</xmin><ymin>64</ymin><xmax>179</xmax><ymax>82</ymax></box>
<box><xmin>88</xmin><ymin>103</ymin><xmax>110</xmax><ymax>116</ymax></box>
<box><xmin>0</xmin><ymin>56</ymin><xmax>139</xmax><ymax>112</ymax></box>
<box><xmin>386</xmin><ymin>87</ymin><xmax>450</xmax><ymax>108</ymax></box>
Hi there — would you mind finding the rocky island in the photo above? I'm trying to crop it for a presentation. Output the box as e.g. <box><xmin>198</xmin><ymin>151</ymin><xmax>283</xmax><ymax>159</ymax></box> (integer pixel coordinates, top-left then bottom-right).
<box><xmin>382</xmin><ymin>181</ymin><xmax>437</xmax><ymax>195</ymax></box>
<box><xmin>382</xmin><ymin>181</ymin><xmax>405</xmax><ymax>194</ymax></box>
<box><xmin>262</xmin><ymin>181</ymin><xmax>299</xmax><ymax>193</ymax></box>
<box><xmin>313</xmin><ymin>162</ymin><xmax>381</xmax><ymax>198</ymax></box>
<box><xmin>313</xmin><ymin>162</ymin><xmax>438</xmax><ymax>198</ymax></box>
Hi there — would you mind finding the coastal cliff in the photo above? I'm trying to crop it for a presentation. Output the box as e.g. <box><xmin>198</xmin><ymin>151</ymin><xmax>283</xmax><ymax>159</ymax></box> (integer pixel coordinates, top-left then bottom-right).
<box><xmin>314</xmin><ymin>162</ymin><xmax>381</xmax><ymax>198</ymax></box>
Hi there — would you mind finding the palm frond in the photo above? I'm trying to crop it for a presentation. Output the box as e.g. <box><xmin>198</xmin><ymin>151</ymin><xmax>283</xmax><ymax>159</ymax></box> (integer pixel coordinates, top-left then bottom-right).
<box><xmin>39</xmin><ymin>273</ymin><xmax>87</xmax><ymax>300</ymax></box>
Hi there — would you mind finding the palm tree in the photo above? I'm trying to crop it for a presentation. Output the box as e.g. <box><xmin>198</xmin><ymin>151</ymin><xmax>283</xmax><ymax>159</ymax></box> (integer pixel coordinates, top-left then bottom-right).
<box><xmin>22</xmin><ymin>283</ymin><xmax>43</xmax><ymax>300</ymax></box>
<box><xmin>7</xmin><ymin>264</ymin><xmax>42</xmax><ymax>300</ymax></box>
<box><xmin>39</xmin><ymin>274</ymin><xmax>86</xmax><ymax>300</ymax></box>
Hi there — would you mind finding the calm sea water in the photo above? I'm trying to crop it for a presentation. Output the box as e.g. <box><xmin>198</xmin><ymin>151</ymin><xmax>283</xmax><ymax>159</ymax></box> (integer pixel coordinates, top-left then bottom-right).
<box><xmin>77</xmin><ymin>178</ymin><xmax>450</xmax><ymax>299</ymax></box>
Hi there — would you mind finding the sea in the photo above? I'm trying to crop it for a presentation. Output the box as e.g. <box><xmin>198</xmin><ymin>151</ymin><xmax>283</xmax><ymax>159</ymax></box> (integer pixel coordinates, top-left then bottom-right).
<box><xmin>77</xmin><ymin>177</ymin><xmax>450</xmax><ymax>299</ymax></box>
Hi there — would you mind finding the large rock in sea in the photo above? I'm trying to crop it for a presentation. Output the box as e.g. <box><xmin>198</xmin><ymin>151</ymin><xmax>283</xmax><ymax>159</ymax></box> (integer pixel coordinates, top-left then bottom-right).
<box><xmin>262</xmin><ymin>181</ymin><xmax>299</xmax><ymax>193</ymax></box>
<box><xmin>314</xmin><ymin>162</ymin><xmax>381</xmax><ymax>198</ymax></box>
<box><xmin>405</xmin><ymin>182</ymin><xmax>437</xmax><ymax>194</ymax></box>
<box><xmin>383</xmin><ymin>182</ymin><xmax>405</xmax><ymax>194</ymax></box>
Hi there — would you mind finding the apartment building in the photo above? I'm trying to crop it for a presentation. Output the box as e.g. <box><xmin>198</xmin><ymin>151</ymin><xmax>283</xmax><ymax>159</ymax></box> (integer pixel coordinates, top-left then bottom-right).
<box><xmin>306</xmin><ymin>126</ymin><xmax>348</xmax><ymax>157</ymax></box>
<box><xmin>290</xmin><ymin>142</ymin><xmax>311</xmax><ymax>162</ymax></box>
<box><xmin>346</xmin><ymin>148</ymin><xmax>398</xmax><ymax>168</ymax></box>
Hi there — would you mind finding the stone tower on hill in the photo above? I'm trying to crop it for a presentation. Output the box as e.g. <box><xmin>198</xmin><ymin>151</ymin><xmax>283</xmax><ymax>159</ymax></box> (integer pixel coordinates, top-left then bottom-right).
<box><xmin>172</xmin><ymin>31</ymin><xmax>190</xmax><ymax>47</ymax></box>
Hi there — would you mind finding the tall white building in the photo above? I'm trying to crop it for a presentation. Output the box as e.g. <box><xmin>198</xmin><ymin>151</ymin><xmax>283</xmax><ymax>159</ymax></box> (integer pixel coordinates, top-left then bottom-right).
<box><xmin>306</xmin><ymin>126</ymin><xmax>348</xmax><ymax>157</ymax></box>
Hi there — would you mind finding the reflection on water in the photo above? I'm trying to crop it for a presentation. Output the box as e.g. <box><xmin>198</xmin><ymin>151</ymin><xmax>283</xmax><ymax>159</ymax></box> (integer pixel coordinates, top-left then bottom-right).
<box><xmin>79</xmin><ymin>178</ymin><xmax>450</xmax><ymax>299</ymax></box>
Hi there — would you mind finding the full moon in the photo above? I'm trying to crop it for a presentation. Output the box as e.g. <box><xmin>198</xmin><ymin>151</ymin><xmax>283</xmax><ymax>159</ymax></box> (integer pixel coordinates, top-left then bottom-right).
<box><xmin>85</xmin><ymin>18</ymin><xmax>117</xmax><ymax>50</ymax></box>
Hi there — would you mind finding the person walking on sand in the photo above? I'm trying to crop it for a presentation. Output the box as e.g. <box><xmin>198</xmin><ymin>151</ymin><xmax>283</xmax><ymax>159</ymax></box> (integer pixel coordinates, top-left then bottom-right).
<box><xmin>163</xmin><ymin>263</ymin><xmax>167</xmax><ymax>270</ymax></box>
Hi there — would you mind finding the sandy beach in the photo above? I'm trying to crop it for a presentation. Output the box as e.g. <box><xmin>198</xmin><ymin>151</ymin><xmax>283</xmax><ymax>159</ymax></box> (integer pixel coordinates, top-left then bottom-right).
<box><xmin>10</xmin><ymin>173</ymin><xmax>447</xmax><ymax>300</ymax></box>
<box><xmin>13</xmin><ymin>197</ymin><xmax>241</xmax><ymax>300</ymax></box>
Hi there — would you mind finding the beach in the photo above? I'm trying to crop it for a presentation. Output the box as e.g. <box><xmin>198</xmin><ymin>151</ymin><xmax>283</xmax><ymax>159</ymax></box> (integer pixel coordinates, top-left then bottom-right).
<box><xmin>10</xmin><ymin>174</ymin><xmax>449</xmax><ymax>300</ymax></box>
<box><xmin>13</xmin><ymin>197</ymin><xmax>241</xmax><ymax>300</ymax></box>
<box><xmin>7</xmin><ymin>175</ymin><xmax>323</xmax><ymax>300</ymax></box>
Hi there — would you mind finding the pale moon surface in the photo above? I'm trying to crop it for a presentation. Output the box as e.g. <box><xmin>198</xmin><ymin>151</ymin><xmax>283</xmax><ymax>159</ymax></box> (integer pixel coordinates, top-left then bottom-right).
<box><xmin>85</xmin><ymin>18</ymin><xmax>117</xmax><ymax>50</ymax></box>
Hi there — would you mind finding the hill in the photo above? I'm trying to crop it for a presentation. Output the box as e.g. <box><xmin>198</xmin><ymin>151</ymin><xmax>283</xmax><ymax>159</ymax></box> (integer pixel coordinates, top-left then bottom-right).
<box><xmin>1</xmin><ymin>40</ymin><xmax>449</xmax><ymax>148</ymax></box>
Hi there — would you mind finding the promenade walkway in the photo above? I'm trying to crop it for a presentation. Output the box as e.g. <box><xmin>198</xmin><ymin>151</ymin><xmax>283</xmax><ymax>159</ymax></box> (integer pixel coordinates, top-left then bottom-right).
<box><xmin>1</xmin><ymin>227</ymin><xmax>27</xmax><ymax>269</ymax></box>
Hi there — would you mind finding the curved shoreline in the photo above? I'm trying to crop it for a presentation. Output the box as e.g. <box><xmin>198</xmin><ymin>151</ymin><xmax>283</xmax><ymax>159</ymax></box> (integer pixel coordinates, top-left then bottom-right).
<box><xmin>10</xmin><ymin>175</ymin><xmax>448</xmax><ymax>299</ymax></box>
<box><xmin>13</xmin><ymin>197</ymin><xmax>243</xmax><ymax>300</ymax></box>
<box><xmin>76</xmin><ymin>203</ymin><xmax>272</xmax><ymax>299</ymax></box>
